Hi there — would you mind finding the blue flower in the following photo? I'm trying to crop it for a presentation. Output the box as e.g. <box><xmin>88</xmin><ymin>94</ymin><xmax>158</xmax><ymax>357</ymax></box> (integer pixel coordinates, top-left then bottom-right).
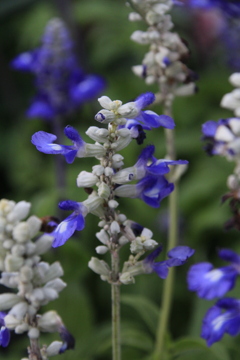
<box><xmin>118</xmin><ymin>93</ymin><xmax>175</xmax><ymax>144</ymax></box>
<box><xmin>0</xmin><ymin>312</ymin><xmax>10</xmax><ymax>348</ymax></box>
<box><xmin>144</xmin><ymin>245</ymin><xmax>195</xmax><ymax>279</ymax></box>
<box><xmin>202</xmin><ymin>298</ymin><xmax>240</xmax><ymax>346</ymax></box>
<box><xmin>201</xmin><ymin>118</ymin><xmax>240</xmax><ymax>157</ymax></box>
<box><xmin>59</xmin><ymin>326</ymin><xmax>75</xmax><ymax>353</ymax></box>
<box><xmin>31</xmin><ymin>125</ymin><xmax>105</xmax><ymax>163</ymax></box>
<box><xmin>11</xmin><ymin>18</ymin><xmax>105</xmax><ymax>120</ymax></box>
<box><xmin>187</xmin><ymin>248</ymin><xmax>240</xmax><ymax>300</ymax></box>
<box><xmin>51</xmin><ymin>200</ymin><xmax>88</xmax><ymax>248</ymax></box>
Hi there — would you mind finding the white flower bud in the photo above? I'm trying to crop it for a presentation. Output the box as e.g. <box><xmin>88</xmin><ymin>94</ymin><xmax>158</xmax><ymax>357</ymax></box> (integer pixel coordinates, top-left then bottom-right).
<box><xmin>4</xmin><ymin>314</ymin><xmax>21</xmax><ymax>329</ymax></box>
<box><xmin>92</xmin><ymin>165</ymin><xmax>105</xmax><ymax>176</ymax></box>
<box><xmin>83</xmin><ymin>195</ymin><xmax>103</xmax><ymax>214</ymax></box>
<box><xmin>27</xmin><ymin>216</ymin><xmax>42</xmax><ymax>237</ymax></box>
<box><xmin>7</xmin><ymin>201</ymin><xmax>31</xmax><ymax>222</ymax></box>
<box><xmin>95</xmin><ymin>245</ymin><xmax>109</xmax><ymax>254</ymax></box>
<box><xmin>117</xmin><ymin>214</ymin><xmax>127</xmax><ymax>223</ymax></box>
<box><xmin>98</xmin><ymin>220</ymin><xmax>106</xmax><ymax>227</ymax></box>
<box><xmin>221</xmin><ymin>93</ymin><xmax>240</xmax><ymax>112</ymax></box>
<box><xmin>174</xmin><ymin>83</ymin><xmax>196</xmax><ymax>97</ymax></box>
<box><xmin>44</xmin><ymin>278</ymin><xmax>66</xmax><ymax>293</ymax></box>
<box><xmin>5</xmin><ymin>254</ymin><xmax>24</xmax><ymax>272</ymax></box>
<box><xmin>0</xmin><ymin>199</ymin><xmax>15</xmax><ymax>216</ymax></box>
<box><xmin>9</xmin><ymin>302</ymin><xmax>28</xmax><ymax>320</ymax></box>
<box><xmin>96</xmin><ymin>229</ymin><xmax>109</xmax><ymax>245</ymax></box>
<box><xmin>112</xmin><ymin>167</ymin><xmax>136</xmax><ymax>184</ymax></box>
<box><xmin>98</xmin><ymin>182</ymin><xmax>110</xmax><ymax>200</ymax></box>
<box><xmin>113</xmin><ymin>134</ymin><xmax>132</xmax><ymax>151</ymax></box>
<box><xmin>38</xmin><ymin>311</ymin><xmax>63</xmax><ymax>332</ymax></box>
<box><xmin>88</xmin><ymin>257</ymin><xmax>110</xmax><ymax>276</ymax></box>
<box><xmin>110</xmin><ymin>221</ymin><xmax>120</xmax><ymax>234</ymax></box>
<box><xmin>128</xmin><ymin>12</ymin><xmax>142</xmax><ymax>21</ymax></box>
<box><xmin>42</xmin><ymin>288</ymin><xmax>59</xmax><ymax>302</ymax></box>
<box><xmin>229</xmin><ymin>118</ymin><xmax>240</xmax><ymax>135</ymax></box>
<box><xmin>105</xmin><ymin>167</ymin><xmax>114</xmax><ymax>176</ymax></box>
<box><xmin>13</xmin><ymin>222</ymin><xmax>30</xmax><ymax>243</ymax></box>
<box><xmin>86</xmin><ymin>126</ymin><xmax>109</xmax><ymax>143</ymax></box>
<box><xmin>114</xmin><ymin>185</ymin><xmax>138</xmax><ymax>198</ymax></box>
<box><xmin>118</xmin><ymin>103</ymin><xmax>139</xmax><ymax>118</ymax></box>
<box><xmin>0</xmin><ymin>293</ymin><xmax>21</xmax><ymax>310</ymax></box>
<box><xmin>215</xmin><ymin>125</ymin><xmax>235</xmax><ymax>142</ymax></box>
<box><xmin>108</xmin><ymin>200</ymin><xmax>119</xmax><ymax>209</ymax></box>
<box><xmin>12</xmin><ymin>244</ymin><xmax>25</xmax><ymax>256</ymax></box>
<box><xmin>3</xmin><ymin>239</ymin><xmax>14</xmax><ymax>249</ymax></box>
<box><xmin>95</xmin><ymin>110</ymin><xmax>117</xmax><ymax>123</ymax></box>
<box><xmin>143</xmin><ymin>239</ymin><xmax>158</xmax><ymax>250</ymax></box>
<box><xmin>77</xmin><ymin>171</ymin><xmax>98</xmax><ymax>188</ymax></box>
<box><xmin>15</xmin><ymin>323</ymin><xmax>29</xmax><ymax>334</ymax></box>
<box><xmin>227</xmin><ymin>174</ymin><xmax>239</xmax><ymax>190</ymax></box>
<box><xmin>34</xmin><ymin>235</ymin><xmax>53</xmax><ymax>254</ymax></box>
<box><xmin>20</xmin><ymin>265</ymin><xmax>33</xmax><ymax>282</ymax></box>
<box><xmin>28</xmin><ymin>327</ymin><xmax>40</xmax><ymax>339</ymax></box>
<box><xmin>46</xmin><ymin>341</ymin><xmax>63</xmax><ymax>356</ymax></box>
<box><xmin>229</xmin><ymin>73</ymin><xmax>240</xmax><ymax>87</ymax></box>
<box><xmin>98</xmin><ymin>96</ymin><xmax>114</xmax><ymax>109</ymax></box>
<box><xmin>84</xmin><ymin>143</ymin><xmax>106</xmax><ymax>158</ymax></box>
<box><xmin>43</xmin><ymin>262</ymin><xmax>64</xmax><ymax>283</ymax></box>
<box><xmin>119</xmin><ymin>236</ymin><xmax>129</xmax><ymax>246</ymax></box>
<box><xmin>119</xmin><ymin>272</ymin><xmax>135</xmax><ymax>285</ymax></box>
<box><xmin>112</xmin><ymin>154</ymin><xmax>124</xmax><ymax>169</ymax></box>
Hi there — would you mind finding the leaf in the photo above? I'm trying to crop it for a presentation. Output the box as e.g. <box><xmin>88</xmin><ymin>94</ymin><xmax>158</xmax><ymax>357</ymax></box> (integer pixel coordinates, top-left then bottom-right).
<box><xmin>121</xmin><ymin>294</ymin><xmax>159</xmax><ymax>335</ymax></box>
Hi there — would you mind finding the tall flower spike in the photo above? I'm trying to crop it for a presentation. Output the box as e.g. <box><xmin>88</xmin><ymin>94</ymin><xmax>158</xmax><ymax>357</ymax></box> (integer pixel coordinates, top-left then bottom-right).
<box><xmin>11</xmin><ymin>18</ymin><xmax>105</xmax><ymax>120</ymax></box>
<box><xmin>187</xmin><ymin>248</ymin><xmax>240</xmax><ymax>300</ymax></box>
<box><xmin>31</xmin><ymin>125</ymin><xmax>106</xmax><ymax>163</ymax></box>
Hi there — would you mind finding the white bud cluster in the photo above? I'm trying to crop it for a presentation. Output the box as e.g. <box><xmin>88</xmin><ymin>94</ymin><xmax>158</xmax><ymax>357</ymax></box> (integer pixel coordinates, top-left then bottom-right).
<box><xmin>0</xmin><ymin>198</ymin><xmax>68</xmax><ymax>356</ymax></box>
<box><xmin>221</xmin><ymin>73</ymin><xmax>240</xmax><ymax>117</ymax></box>
<box><xmin>129</xmin><ymin>0</ymin><xmax>196</xmax><ymax>99</ymax></box>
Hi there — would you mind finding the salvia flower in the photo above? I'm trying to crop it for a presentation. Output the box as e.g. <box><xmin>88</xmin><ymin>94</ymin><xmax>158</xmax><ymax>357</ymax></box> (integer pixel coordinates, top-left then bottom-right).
<box><xmin>0</xmin><ymin>312</ymin><xmax>10</xmax><ymax>347</ymax></box>
<box><xmin>31</xmin><ymin>125</ymin><xmax>106</xmax><ymax>163</ymax></box>
<box><xmin>202</xmin><ymin>298</ymin><xmax>240</xmax><ymax>346</ymax></box>
<box><xmin>11</xmin><ymin>18</ymin><xmax>105</xmax><ymax>120</ymax></box>
<box><xmin>144</xmin><ymin>245</ymin><xmax>195</xmax><ymax>279</ymax></box>
<box><xmin>201</xmin><ymin>117</ymin><xmax>240</xmax><ymax>158</ymax></box>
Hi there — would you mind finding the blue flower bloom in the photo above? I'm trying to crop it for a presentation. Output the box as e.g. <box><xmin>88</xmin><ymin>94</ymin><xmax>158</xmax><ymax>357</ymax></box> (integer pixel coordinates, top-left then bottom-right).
<box><xmin>201</xmin><ymin>118</ymin><xmax>240</xmax><ymax>157</ymax></box>
<box><xmin>0</xmin><ymin>312</ymin><xmax>10</xmax><ymax>348</ymax></box>
<box><xmin>11</xmin><ymin>18</ymin><xmax>105</xmax><ymax>120</ymax></box>
<box><xmin>202</xmin><ymin>298</ymin><xmax>240</xmax><ymax>346</ymax></box>
<box><xmin>187</xmin><ymin>248</ymin><xmax>240</xmax><ymax>300</ymax></box>
<box><xmin>144</xmin><ymin>245</ymin><xmax>195</xmax><ymax>279</ymax></box>
<box><xmin>32</xmin><ymin>125</ymin><xmax>105</xmax><ymax>163</ymax></box>
<box><xmin>51</xmin><ymin>200</ymin><xmax>88</xmax><ymax>248</ymax></box>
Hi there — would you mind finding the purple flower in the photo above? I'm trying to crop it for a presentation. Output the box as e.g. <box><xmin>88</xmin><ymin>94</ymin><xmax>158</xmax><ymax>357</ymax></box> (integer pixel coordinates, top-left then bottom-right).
<box><xmin>118</xmin><ymin>93</ymin><xmax>175</xmax><ymax>144</ymax></box>
<box><xmin>31</xmin><ymin>125</ymin><xmax>105</xmax><ymax>163</ymax></box>
<box><xmin>201</xmin><ymin>118</ymin><xmax>240</xmax><ymax>157</ymax></box>
<box><xmin>59</xmin><ymin>326</ymin><xmax>75</xmax><ymax>353</ymax></box>
<box><xmin>202</xmin><ymin>298</ymin><xmax>240</xmax><ymax>346</ymax></box>
<box><xmin>11</xmin><ymin>18</ymin><xmax>105</xmax><ymax>120</ymax></box>
<box><xmin>0</xmin><ymin>312</ymin><xmax>10</xmax><ymax>348</ymax></box>
<box><xmin>144</xmin><ymin>245</ymin><xmax>195</xmax><ymax>279</ymax></box>
<box><xmin>187</xmin><ymin>248</ymin><xmax>240</xmax><ymax>300</ymax></box>
<box><xmin>51</xmin><ymin>200</ymin><xmax>88</xmax><ymax>248</ymax></box>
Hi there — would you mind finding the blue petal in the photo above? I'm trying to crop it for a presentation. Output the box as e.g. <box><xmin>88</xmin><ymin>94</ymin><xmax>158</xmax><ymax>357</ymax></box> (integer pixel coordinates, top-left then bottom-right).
<box><xmin>52</xmin><ymin>212</ymin><xmax>84</xmax><ymax>248</ymax></box>
<box><xmin>218</xmin><ymin>248</ymin><xmax>240</xmax><ymax>265</ymax></box>
<box><xmin>27</xmin><ymin>98</ymin><xmax>55</xmax><ymax>120</ymax></box>
<box><xmin>144</xmin><ymin>245</ymin><xmax>163</xmax><ymax>264</ymax></box>
<box><xmin>137</xmin><ymin>111</ymin><xmax>175</xmax><ymax>129</ymax></box>
<box><xmin>70</xmin><ymin>75</ymin><xmax>105</xmax><ymax>103</ymax></box>
<box><xmin>187</xmin><ymin>263</ymin><xmax>237</xmax><ymax>300</ymax></box>
<box><xmin>201</xmin><ymin>305</ymin><xmax>224</xmax><ymax>346</ymax></box>
<box><xmin>134</xmin><ymin>92</ymin><xmax>155</xmax><ymax>109</ymax></box>
<box><xmin>59</xmin><ymin>326</ymin><xmax>75</xmax><ymax>353</ymax></box>
<box><xmin>31</xmin><ymin>131</ymin><xmax>64</xmax><ymax>154</ymax></box>
<box><xmin>152</xmin><ymin>261</ymin><xmax>169</xmax><ymax>279</ymax></box>
<box><xmin>11</xmin><ymin>51</ymin><xmax>36</xmax><ymax>71</ymax></box>
<box><xmin>64</xmin><ymin>125</ymin><xmax>84</xmax><ymax>146</ymax></box>
<box><xmin>0</xmin><ymin>327</ymin><xmax>10</xmax><ymax>347</ymax></box>
<box><xmin>58</xmin><ymin>200</ymin><xmax>80</xmax><ymax>211</ymax></box>
<box><xmin>168</xmin><ymin>246</ymin><xmax>195</xmax><ymax>262</ymax></box>
<box><xmin>202</xmin><ymin>121</ymin><xmax>218</xmax><ymax>137</ymax></box>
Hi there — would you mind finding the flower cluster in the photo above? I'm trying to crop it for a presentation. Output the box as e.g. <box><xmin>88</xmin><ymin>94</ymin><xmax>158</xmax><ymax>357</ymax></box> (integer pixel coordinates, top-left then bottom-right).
<box><xmin>127</xmin><ymin>0</ymin><xmax>197</xmax><ymax>108</ymax></box>
<box><xmin>11</xmin><ymin>18</ymin><xmax>105</xmax><ymax>120</ymax></box>
<box><xmin>202</xmin><ymin>72</ymin><xmax>240</xmax><ymax>230</ymax></box>
<box><xmin>187</xmin><ymin>248</ymin><xmax>240</xmax><ymax>346</ymax></box>
<box><xmin>0</xmin><ymin>199</ymin><xmax>74</xmax><ymax>357</ymax></box>
<box><xmin>32</xmin><ymin>90</ymin><xmax>193</xmax><ymax>285</ymax></box>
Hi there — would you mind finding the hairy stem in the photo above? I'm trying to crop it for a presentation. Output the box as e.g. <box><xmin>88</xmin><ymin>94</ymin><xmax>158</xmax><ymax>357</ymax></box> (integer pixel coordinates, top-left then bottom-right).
<box><xmin>29</xmin><ymin>338</ymin><xmax>42</xmax><ymax>360</ymax></box>
<box><xmin>111</xmin><ymin>251</ymin><xmax>121</xmax><ymax>360</ymax></box>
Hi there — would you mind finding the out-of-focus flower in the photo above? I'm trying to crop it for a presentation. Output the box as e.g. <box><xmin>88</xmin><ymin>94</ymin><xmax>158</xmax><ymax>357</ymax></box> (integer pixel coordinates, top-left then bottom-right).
<box><xmin>11</xmin><ymin>18</ymin><xmax>105</xmax><ymax>120</ymax></box>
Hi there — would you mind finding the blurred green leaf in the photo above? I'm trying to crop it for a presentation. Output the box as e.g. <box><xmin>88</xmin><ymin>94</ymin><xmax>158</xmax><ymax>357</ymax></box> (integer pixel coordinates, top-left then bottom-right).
<box><xmin>121</xmin><ymin>294</ymin><xmax>159</xmax><ymax>335</ymax></box>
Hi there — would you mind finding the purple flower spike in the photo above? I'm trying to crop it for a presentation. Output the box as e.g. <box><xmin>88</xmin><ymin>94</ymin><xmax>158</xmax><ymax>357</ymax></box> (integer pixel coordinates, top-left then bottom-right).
<box><xmin>0</xmin><ymin>312</ymin><xmax>10</xmax><ymax>348</ymax></box>
<box><xmin>201</xmin><ymin>298</ymin><xmax>240</xmax><ymax>346</ymax></box>
<box><xmin>144</xmin><ymin>245</ymin><xmax>194</xmax><ymax>279</ymax></box>
<box><xmin>51</xmin><ymin>200</ymin><xmax>88</xmax><ymax>247</ymax></box>
<box><xmin>11</xmin><ymin>18</ymin><xmax>105</xmax><ymax>120</ymax></box>
<box><xmin>31</xmin><ymin>125</ymin><xmax>85</xmax><ymax>163</ymax></box>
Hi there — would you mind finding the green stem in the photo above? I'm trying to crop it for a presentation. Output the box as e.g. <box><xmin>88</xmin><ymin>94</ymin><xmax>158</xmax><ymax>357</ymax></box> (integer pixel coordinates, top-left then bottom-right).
<box><xmin>111</xmin><ymin>251</ymin><xmax>121</xmax><ymax>360</ymax></box>
<box><xmin>153</xmin><ymin>103</ymin><xmax>178</xmax><ymax>359</ymax></box>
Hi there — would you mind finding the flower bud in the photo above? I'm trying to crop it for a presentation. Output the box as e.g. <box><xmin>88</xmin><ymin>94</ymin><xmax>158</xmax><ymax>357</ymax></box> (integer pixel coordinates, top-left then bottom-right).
<box><xmin>96</xmin><ymin>229</ymin><xmax>109</xmax><ymax>245</ymax></box>
<box><xmin>28</xmin><ymin>327</ymin><xmax>40</xmax><ymax>339</ymax></box>
<box><xmin>95</xmin><ymin>245</ymin><xmax>109</xmax><ymax>254</ymax></box>
<box><xmin>77</xmin><ymin>171</ymin><xmax>98</xmax><ymax>188</ymax></box>
<box><xmin>7</xmin><ymin>201</ymin><xmax>31</xmax><ymax>222</ymax></box>
<box><xmin>86</xmin><ymin>126</ymin><xmax>109</xmax><ymax>143</ymax></box>
<box><xmin>46</xmin><ymin>341</ymin><xmax>63</xmax><ymax>356</ymax></box>
<box><xmin>12</xmin><ymin>222</ymin><xmax>30</xmax><ymax>243</ymax></box>
<box><xmin>27</xmin><ymin>216</ymin><xmax>42</xmax><ymax>237</ymax></box>
<box><xmin>88</xmin><ymin>257</ymin><xmax>110</xmax><ymax>277</ymax></box>
<box><xmin>110</xmin><ymin>221</ymin><xmax>120</xmax><ymax>234</ymax></box>
<box><xmin>0</xmin><ymin>293</ymin><xmax>21</xmax><ymax>311</ymax></box>
<box><xmin>98</xmin><ymin>182</ymin><xmax>110</xmax><ymax>200</ymax></box>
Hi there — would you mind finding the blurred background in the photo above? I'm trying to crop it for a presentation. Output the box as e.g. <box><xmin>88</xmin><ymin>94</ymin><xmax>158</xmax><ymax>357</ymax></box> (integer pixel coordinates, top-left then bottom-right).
<box><xmin>1</xmin><ymin>0</ymin><xmax>240</xmax><ymax>359</ymax></box>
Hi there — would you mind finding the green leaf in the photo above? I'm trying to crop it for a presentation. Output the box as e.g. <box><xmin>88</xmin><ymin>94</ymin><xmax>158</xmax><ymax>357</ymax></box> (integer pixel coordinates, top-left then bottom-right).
<box><xmin>121</xmin><ymin>294</ymin><xmax>159</xmax><ymax>335</ymax></box>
